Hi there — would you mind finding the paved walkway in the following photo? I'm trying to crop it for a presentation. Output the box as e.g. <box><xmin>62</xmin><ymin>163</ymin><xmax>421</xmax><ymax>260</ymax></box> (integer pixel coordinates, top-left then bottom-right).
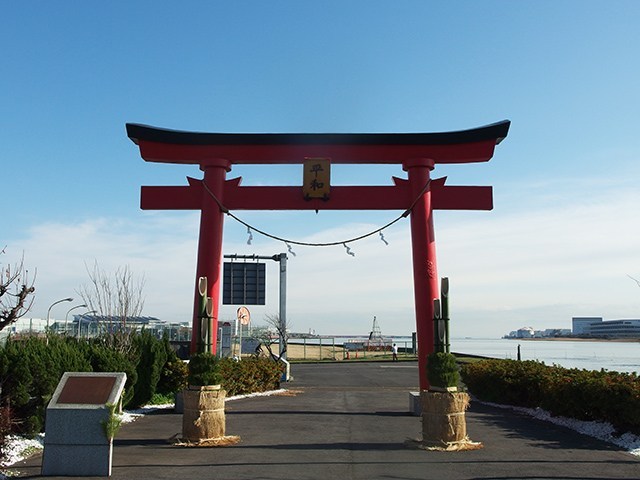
<box><xmin>10</xmin><ymin>362</ymin><xmax>640</xmax><ymax>479</ymax></box>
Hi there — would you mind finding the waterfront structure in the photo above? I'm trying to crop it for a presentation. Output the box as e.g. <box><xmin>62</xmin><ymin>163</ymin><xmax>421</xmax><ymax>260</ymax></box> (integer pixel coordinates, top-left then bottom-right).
<box><xmin>504</xmin><ymin>327</ymin><xmax>572</xmax><ymax>339</ymax></box>
<box><xmin>572</xmin><ymin>317</ymin><xmax>640</xmax><ymax>338</ymax></box>
<box><xmin>572</xmin><ymin>317</ymin><xmax>603</xmax><ymax>335</ymax></box>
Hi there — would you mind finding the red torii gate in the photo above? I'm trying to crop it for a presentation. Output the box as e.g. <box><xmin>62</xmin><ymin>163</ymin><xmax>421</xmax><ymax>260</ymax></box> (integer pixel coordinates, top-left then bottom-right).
<box><xmin>127</xmin><ymin>120</ymin><xmax>510</xmax><ymax>390</ymax></box>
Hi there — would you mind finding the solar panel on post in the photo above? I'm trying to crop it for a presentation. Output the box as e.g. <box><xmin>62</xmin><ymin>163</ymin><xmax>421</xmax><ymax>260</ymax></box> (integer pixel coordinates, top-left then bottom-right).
<box><xmin>223</xmin><ymin>262</ymin><xmax>266</xmax><ymax>305</ymax></box>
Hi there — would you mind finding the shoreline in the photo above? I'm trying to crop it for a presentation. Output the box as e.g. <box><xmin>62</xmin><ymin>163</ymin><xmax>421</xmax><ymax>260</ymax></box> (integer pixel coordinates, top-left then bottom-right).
<box><xmin>503</xmin><ymin>337</ymin><xmax>640</xmax><ymax>343</ymax></box>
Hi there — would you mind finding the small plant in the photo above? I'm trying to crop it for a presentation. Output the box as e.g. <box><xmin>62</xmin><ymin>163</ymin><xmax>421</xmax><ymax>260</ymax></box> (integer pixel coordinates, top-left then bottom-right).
<box><xmin>188</xmin><ymin>352</ymin><xmax>222</xmax><ymax>387</ymax></box>
<box><xmin>101</xmin><ymin>403</ymin><xmax>122</xmax><ymax>441</ymax></box>
<box><xmin>427</xmin><ymin>352</ymin><xmax>460</xmax><ymax>389</ymax></box>
<box><xmin>148</xmin><ymin>392</ymin><xmax>175</xmax><ymax>405</ymax></box>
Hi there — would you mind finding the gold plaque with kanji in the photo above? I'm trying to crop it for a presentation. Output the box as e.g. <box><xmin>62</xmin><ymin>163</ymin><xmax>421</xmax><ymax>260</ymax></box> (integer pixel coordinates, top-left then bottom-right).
<box><xmin>303</xmin><ymin>158</ymin><xmax>331</xmax><ymax>199</ymax></box>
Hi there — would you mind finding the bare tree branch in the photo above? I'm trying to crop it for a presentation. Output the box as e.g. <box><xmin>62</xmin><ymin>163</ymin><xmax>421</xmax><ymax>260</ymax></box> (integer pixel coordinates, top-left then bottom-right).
<box><xmin>0</xmin><ymin>249</ymin><xmax>36</xmax><ymax>332</ymax></box>
<box><xmin>251</xmin><ymin>313</ymin><xmax>289</xmax><ymax>362</ymax></box>
<box><xmin>627</xmin><ymin>274</ymin><xmax>640</xmax><ymax>288</ymax></box>
<box><xmin>76</xmin><ymin>260</ymin><xmax>145</xmax><ymax>355</ymax></box>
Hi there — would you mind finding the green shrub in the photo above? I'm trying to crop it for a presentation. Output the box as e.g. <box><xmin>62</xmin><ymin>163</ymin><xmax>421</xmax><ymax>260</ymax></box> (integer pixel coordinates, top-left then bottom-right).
<box><xmin>148</xmin><ymin>392</ymin><xmax>175</xmax><ymax>405</ymax></box>
<box><xmin>0</xmin><ymin>332</ymin><xmax>168</xmax><ymax>434</ymax></box>
<box><xmin>0</xmin><ymin>336</ymin><xmax>92</xmax><ymax>435</ymax></box>
<box><xmin>188</xmin><ymin>352</ymin><xmax>222</xmax><ymax>386</ymax></box>
<box><xmin>0</xmin><ymin>335</ymin><xmax>284</xmax><ymax>437</ymax></box>
<box><xmin>86</xmin><ymin>340</ymin><xmax>138</xmax><ymax>408</ymax></box>
<box><xmin>157</xmin><ymin>339</ymin><xmax>188</xmax><ymax>395</ymax></box>
<box><xmin>426</xmin><ymin>352</ymin><xmax>459</xmax><ymax>388</ymax></box>
<box><xmin>129</xmin><ymin>331</ymin><xmax>167</xmax><ymax>408</ymax></box>
<box><xmin>460</xmin><ymin>359</ymin><xmax>640</xmax><ymax>432</ymax></box>
<box><xmin>157</xmin><ymin>357</ymin><xmax>188</xmax><ymax>395</ymax></box>
<box><xmin>219</xmin><ymin>357</ymin><xmax>283</xmax><ymax>396</ymax></box>
<box><xmin>460</xmin><ymin>359</ymin><xmax>549</xmax><ymax>407</ymax></box>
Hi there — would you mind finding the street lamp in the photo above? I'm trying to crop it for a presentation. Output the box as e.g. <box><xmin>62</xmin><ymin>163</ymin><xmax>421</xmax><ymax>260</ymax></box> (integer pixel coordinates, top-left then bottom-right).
<box><xmin>46</xmin><ymin>297</ymin><xmax>73</xmax><ymax>332</ymax></box>
<box><xmin>77</xmin><ymin>310</ymin><xmax>97</xmax><ymax>338</ymax></box>
<box><xmin>64</xmin><ymin>304</ymin><xmax>87</xmax><ymax>335</ymax></box>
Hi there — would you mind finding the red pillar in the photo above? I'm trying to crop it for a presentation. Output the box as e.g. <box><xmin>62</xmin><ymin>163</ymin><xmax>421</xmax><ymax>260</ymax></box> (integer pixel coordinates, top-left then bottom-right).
<box><xmin>404</xmin><ymin>158</ymin><xmax>439</xmax><ymax>391</ymax></box>
<box><xmin>191</xmin><ymin>160</ymin><xmax>230</xmax><ymax>355</ymax></box>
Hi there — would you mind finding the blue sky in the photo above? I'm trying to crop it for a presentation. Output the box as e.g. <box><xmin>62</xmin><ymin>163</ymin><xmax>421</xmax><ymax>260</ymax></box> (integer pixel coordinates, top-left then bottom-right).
<box><xmin>2</xmin><ymin>1</ymin><xmax>639</xmax><ymax>337</ymax></box>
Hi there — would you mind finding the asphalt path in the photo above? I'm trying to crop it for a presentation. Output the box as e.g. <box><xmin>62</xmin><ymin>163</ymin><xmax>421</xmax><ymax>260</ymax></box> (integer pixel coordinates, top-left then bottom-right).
<box><xmin>11</xmin><ymin>361</ymin><xmax>640</xmax><ymax>480</ymax></box>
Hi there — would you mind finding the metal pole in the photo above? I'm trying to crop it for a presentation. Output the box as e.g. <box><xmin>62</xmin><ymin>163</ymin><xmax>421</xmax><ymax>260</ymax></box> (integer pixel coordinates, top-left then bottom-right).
<box><xmin>46</xmin><ymin>297</ymin><xmax>73</xmax><ymax>333</ymax></box>
<box><xmin>65</xmin><ymin>304</ymin><xmax>87</xmax><ymax>336</ymax></box>
<box><xmin>278</xmin><ymin>253</ymin><xmax>287</xmax><ymax>360</ymax></box>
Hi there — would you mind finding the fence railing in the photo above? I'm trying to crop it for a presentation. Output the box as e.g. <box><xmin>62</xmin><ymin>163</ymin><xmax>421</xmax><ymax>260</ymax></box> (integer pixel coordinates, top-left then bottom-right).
<box><xmin>286</xmin><ymin>338</ymin><xmax>417</xmax><ymax>361</ymax></box>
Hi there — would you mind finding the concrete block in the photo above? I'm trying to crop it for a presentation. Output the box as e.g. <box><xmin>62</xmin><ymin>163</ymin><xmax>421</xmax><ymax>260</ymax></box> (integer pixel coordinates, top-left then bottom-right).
<box><xmin>42</xmin><ymin>443</ymin><xmax>113</xmax><ymax>477</ymax></box>
<box><xmin>409</xmin><ymin>391</ymin><xmax>422</xmax><ymax>416</ymax></box>
<box><xmin>43</xmin><ymin>408</ymin><xmax>110</xmax><ymax>445</ymax></box>
<box><xmin>174</xmin><ymin>390</ymin><xmax>184</xmax><ymax>414</ymax></box>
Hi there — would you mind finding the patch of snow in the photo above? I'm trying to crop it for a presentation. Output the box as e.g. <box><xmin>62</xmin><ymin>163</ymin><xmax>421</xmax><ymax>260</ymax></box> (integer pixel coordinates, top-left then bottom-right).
<box><xmin>226</xmin><ymin>389</ymin><xmax>287</xmax><ymax>402</ymax></box>
<box><xmin>1</xmin><ymin>433</ymin><xmax>44</xmax><ymax>477</ymax></box>
<box><xmin>120</xmin><ymin>403</ymin><xmax>175</xmax><ymax>424</ymax></box>
<box><xmin>480</xmin><ymin>400</ymin><xmax>640</xmax><ymax>457</ymax></box>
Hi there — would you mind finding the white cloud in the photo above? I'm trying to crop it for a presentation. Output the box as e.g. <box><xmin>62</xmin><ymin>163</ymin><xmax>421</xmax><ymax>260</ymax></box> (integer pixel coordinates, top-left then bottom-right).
<box><xmin>4</xmin><ymin>180</ymin><xmax>639</xmax><ymax>339</ymax></box>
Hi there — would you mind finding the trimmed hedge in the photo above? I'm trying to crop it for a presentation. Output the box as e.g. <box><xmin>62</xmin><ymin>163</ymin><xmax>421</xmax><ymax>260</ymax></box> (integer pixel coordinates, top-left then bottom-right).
<box><xmin>0</xmin><ymin>334</ymin><xmax>284</xmax><ymax>436</ymax></box>
<box><xmin>219</xmin><ymin>357</ymin><xmax>284</xmax><ymax>397</ymax></box>
<box><xmin>0</xmin><ymin>335</ymin><xmax>92</xmax><ymax>433</ymax></box>
<box><xmin>461</xmin><ymin>359</ymin><xmax>640</xmax><ymax>433</ymax></box>
<box><xmin>129</xmin><ymin>331</ymin><xmax>168</xmax><ymax>408</ymax></box>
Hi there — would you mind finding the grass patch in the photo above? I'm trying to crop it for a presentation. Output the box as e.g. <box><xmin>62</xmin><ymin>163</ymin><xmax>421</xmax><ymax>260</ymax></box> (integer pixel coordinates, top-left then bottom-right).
<box><xmin>148</xmin><ymin>392</ymin><xmax>175</xmax><ymax>405</ymax></box>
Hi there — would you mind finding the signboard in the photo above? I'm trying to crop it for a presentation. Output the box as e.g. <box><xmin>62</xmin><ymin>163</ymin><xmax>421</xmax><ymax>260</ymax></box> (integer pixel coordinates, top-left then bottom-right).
<box><xmin>237</xmin><ymin>306</ymin><xmax>251</xmax><ymax>325</ymax></box>
<box><xmin>223</xmin><ymin>262</ymin><xmax>266</xmax><ymax>305</ymax></box>
<box><xmin>303</xmin><ymin>158</ymin><xmax>331</xmax><ymax>199</ymax></box>
<box><xmin>48</xmin><ymin>372</ymin><xmax>127</xmax><ymax>408</ymax></box>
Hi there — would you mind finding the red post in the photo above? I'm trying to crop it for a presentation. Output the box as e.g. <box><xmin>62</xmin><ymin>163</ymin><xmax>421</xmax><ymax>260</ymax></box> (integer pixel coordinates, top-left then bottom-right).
<box><xmin>404</xmin><ymin>158</ymin><xmax>439</xmax><ymax>391</ymax></box>
<box><xmin>190</xmin><ymin>160</ymin><xmax>230</xmax><ymax>355</ymax></box>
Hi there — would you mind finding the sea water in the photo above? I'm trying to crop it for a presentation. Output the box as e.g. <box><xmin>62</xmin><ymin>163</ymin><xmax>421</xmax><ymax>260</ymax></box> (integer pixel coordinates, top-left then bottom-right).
<box><xmin>449</xmin><ymin>337</ymin><xmax>640</xmax><ymax>374</ymax></box>
<box><xmin>299</xmin><ymin>336</ymin><xmax>640</xmax><ymax>373</ymax></box>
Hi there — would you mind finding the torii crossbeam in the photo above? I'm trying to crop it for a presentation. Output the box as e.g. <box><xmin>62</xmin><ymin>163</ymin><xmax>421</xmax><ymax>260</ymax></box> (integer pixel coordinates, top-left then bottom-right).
<box><xmin>127</xmin><ymin>120</ymin><xmax>510</xmax><ymax>390</ymax></box>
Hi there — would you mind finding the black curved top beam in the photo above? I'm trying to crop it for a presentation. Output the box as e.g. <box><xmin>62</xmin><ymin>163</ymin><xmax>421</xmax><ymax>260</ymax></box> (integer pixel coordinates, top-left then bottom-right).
<box><xmin>126</xmin><ymin>120</ymin><xmax>510</xmax><ymax>147</ymax></box>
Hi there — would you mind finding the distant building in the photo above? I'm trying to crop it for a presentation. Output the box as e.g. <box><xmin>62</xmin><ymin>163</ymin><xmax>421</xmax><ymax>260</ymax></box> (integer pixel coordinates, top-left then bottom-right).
<box><xmin>572</xmin><ymin>317</ymin><xmax>640</xmax><ymax>338</ymax></box>
<box><xmin>543</xmin><ymin>328</ymin><xmax>572</xmax><ymax>337</ymax></box>
<box><xmin>572</xmin><ymin>317</ymin><xmax>603</xmax><ymax>335</ymax></box>
<box><xmin>0</xmin><ymin>315</ymin><xmax>191</xmax><ymax>343</ymax></box>
<box><xmin>503</xmin><ymin>327</ymin><xmax>572</xmax><ymax>339</ymax></box>
<box><xmin>516</xmin><ymin>327</ymin><xmax>535</xmax><ymax>338</ymax></box>
<box><xmin>590</xmin><ymin>319</ymin><xmax>640</xmax><ymax>338</ymax></box>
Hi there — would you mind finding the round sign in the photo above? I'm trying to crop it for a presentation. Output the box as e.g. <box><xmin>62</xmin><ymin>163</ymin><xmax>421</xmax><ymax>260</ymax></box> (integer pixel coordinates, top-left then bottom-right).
<box><xmin>237</xmin><ymin>306</ymin><xmax>251</xmax><ymax>325</ymax></box>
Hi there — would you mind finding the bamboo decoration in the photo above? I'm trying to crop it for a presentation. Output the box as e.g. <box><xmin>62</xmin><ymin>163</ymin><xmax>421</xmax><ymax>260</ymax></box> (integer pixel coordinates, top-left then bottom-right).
<box><xmin>420</xmin><ymin>277</ymin><xmax>482</xmax><ymax>451</ymax></box>
<box><xmin>196</xmin><ymin>277</ymin><xmax>213</xmax><ymax>354</ymax></box>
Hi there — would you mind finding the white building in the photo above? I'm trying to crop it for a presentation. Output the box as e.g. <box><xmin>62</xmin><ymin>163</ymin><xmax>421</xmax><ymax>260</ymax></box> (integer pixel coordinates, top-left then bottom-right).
<box><xmin>572</xmin><ymin>317</ymin><xmax>603</xmax><ymax>335</ymax></box>
<box><xmin>572</xmin><ymin>316</ymin><xmax>640</xmax><ymax>338</ymax></box>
